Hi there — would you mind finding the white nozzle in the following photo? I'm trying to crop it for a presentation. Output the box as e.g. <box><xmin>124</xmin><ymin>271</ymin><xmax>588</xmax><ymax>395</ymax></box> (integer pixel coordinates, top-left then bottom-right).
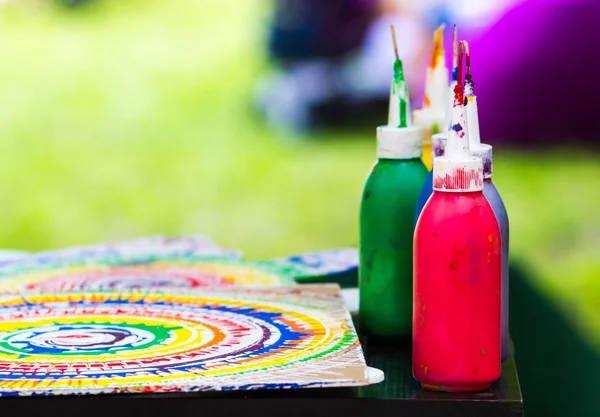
<box><xmin>466</xmin><ymin>95</ymin><xmax>481</xmax><ymax>147</ymax></box>
<box><xmin>387</xmin><ymin>80</ymin><xmax>412</xmax><ymax>127</ymax></box>
<box><xmin>425</xmin><ymin>64</ymin><xmax>449</xmax><ymax>114</ymax></box>
<box><xmin>376</xmin><ymin>69</ymin><xmax>422</xmax><ymax>160</ymax></box>
<box><xmin>466</xmin><ymin>95</ymin><xmax>494</xmax><ymax>178</ymax></box>
<box><xmin>388</xmin><ymin>82</ymin><xmax>400</xmax><ymax>126</ymax></box>
<box><xmin>433</xmin><ymin>104</ymin><xmax>483</xmax><ymax>192</ymax></box>
<box><xmin>446</xmin><ymin>105</ymin><xmax>470</xmax><ymax>159</ymax></box>
<box><xmin>447</xmin><ymin>81</ymin><xmax>457</xmax><ymax>130</ymax></box>
<box><xmin>414</xmin><ymin>59</ymin><xmax>449</xmax><ymax>143</ymax></box>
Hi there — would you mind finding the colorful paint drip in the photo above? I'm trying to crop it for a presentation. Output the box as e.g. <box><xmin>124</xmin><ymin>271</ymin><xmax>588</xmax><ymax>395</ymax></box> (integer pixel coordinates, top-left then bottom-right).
<box><xmin>0</xmin><ymin>285</ymin><xmax>370</xmax><ymax>396</ymax></box>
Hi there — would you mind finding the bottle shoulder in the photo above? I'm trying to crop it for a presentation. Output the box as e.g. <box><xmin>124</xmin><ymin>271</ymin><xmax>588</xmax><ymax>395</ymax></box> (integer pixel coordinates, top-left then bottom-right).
<box><xmin>483</xmin><ymin>180</ymin><xmax>508</xmax><ymax>216</ymax></box>
<box><xmin>366</xmin><ymin>159</ymin><xmax>428</xmax><ymax>181</ymax></box>
<box><xmin>420</xmin><ymin>192</ymin><xmax>498</xmax><ymax>225</ymax></box>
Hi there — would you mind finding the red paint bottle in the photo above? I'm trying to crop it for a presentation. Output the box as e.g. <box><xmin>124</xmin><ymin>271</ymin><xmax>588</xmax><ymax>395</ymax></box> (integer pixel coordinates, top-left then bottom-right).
<box><xmin>412</xmin><ymin>71</ymin><xmax>501</xmax><ymax>392</ymax></box>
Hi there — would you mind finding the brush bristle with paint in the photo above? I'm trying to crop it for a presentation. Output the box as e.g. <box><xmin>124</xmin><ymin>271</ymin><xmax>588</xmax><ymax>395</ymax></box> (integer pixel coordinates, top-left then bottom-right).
<box><xmin>429</xmin><ymin>24</ymin><xmax>445</xmax><ymax>70</ymax></box>
<box><xmin>451</xmin><ymin>25</ymin><xmax>458</xmax><ymax>83</ymax></box>
<box><xmin>453</xmin><ymin>40</ymin><xmax>465</xmax><ymax>108</ymax></box>
<box><xmin>388</xmin><ymin>25</ymin><xmax>411</xmax><ymax>128</ymax></box>
<box><xmin>463</xmin><ymin>40</ymin><xmax>474</xmax><ymax>98</ymax></box>
<box><xmin>424</xmin><ymin>24</ymin><xmax>446</xmax><ymax>110</ymax></box>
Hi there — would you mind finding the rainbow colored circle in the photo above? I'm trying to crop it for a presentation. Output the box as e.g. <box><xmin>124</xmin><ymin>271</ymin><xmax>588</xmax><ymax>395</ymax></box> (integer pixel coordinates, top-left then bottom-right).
<box><xmin>0</xmin><ymin>291</ymin><xmax>360</xmax><ymax>396</ymax></box>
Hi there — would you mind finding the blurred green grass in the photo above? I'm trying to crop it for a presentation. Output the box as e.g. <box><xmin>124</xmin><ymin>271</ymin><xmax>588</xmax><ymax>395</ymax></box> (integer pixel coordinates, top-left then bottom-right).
<box><xmin>0</xmin><ymin>1</ymin><xmax>598</xmax><ymax>348</ymax></box>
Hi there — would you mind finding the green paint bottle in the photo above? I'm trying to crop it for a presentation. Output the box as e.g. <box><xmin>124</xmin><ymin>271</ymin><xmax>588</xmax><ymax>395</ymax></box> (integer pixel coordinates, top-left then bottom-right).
<box><xmin>359</xmin><ymin>51</ymin><xmax>428</xmax><ymax>342</ymax></box>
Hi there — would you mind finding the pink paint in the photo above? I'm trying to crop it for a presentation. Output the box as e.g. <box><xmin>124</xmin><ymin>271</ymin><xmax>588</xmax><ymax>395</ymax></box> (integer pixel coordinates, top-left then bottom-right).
<box><xmin>413</xmin><ymin>191</ymin><xmax>501</xmax><ymax>392</ymax></box>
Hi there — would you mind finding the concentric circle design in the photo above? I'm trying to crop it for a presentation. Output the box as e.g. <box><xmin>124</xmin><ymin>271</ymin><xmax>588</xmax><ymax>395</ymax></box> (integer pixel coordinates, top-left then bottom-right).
<box><xmin>0</xmin><ymin>259</ymin><xmax>293</xmax><ymax>292</ymax></box>
<box><xmin>0</xmin><ymin>289</ymin><xmax>366</xmax><ymax>396</ymax></box>
<box><xmin>0</xmin><ymin>324</ymin><xmax>157</xmax><ymax>355</ymax></box>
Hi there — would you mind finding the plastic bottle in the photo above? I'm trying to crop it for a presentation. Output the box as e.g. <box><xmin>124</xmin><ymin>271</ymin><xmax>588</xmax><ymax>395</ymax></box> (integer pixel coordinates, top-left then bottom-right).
<box><xmin>414</xmin><ymin>44</ymin><xmax>510</xmax><ymax>361</ymax></box>
<box><xmin>359</xmin><ymin>47</ymin><xmax>428</xmax><ymax>341</ymax></box>
<box><xmin>413</xmin><ymin>50</ymin><xmax>501</xmax><ymax>391</ymax></box>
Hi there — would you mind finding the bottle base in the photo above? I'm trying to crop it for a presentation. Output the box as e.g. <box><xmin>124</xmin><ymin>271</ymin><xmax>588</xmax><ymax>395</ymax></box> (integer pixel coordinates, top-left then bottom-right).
<box><xmin>421</xmin><ymin>382</ymin><xmax>492</xmax><ymax>393</ymax></box>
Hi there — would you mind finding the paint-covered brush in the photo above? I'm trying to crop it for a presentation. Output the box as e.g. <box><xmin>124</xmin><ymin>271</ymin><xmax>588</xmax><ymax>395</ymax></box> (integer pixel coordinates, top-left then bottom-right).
<box><xmin>413</xmin><ymin>24</ymin><xmax>449</xmax><ymax>170</ymax></box>
<box><xmin>413</xmin><ymin>41</ymin><xmax>502</xmax><ymax>392</ymax></box>
<box><xmin>449</xmin><ymin>25</ymin><xmax>459</xmax><ymax>120</ymax></box>
<box><xmin>463</xmin><ymin>41</ymin><xmax>510</xmax><ymax>362</ymax></box>
<box><xmin>388</xmin><ymin>25</ymin><xmax>412</xmax><ymax>128</ymax></box>
<box><xmin>359</xmin><ymin>25</ymin><xmax>428</xmax><ymax>342</ymax></box>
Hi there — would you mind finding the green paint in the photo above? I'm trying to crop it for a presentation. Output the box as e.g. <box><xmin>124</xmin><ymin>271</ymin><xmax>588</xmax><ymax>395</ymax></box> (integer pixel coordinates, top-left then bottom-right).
<box><xmin>0</xmin><ymin>322</ymin><xmax>180</xmax><ymax>356</ymax></box>
<box><xmin>431</xmin><ymin>122</ymin><xmax>441</xmax><ymax>135</ymax></box>
<box><xmin>392</xmin><ymin>59</ymin><xmax>408</xmax><ymax>128</ymax></box>
<box><xmin>359</xmin><ymin>158</ymin><xmax>428</xmax><ymax>341</ymax></box>
<box><xmin>296</xmin><ymin>331</ymin><xmax>357</xmax><ymax>364</ymax></box>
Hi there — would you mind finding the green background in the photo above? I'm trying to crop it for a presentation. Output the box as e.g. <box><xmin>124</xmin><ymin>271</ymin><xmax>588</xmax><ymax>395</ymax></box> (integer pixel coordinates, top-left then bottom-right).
<box><xmin>0</xmin><ymin>1</ymin><xmax>597</xmax><ymax>414</ymax></box>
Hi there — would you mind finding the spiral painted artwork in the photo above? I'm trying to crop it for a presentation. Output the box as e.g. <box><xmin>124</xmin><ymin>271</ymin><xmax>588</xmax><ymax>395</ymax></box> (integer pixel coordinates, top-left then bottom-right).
<box><xmin>0</xmin><ymin>237</ymin><xmax>296</xmax><ymax>292</ymax></box>
<box><xmin>0</xmin><ymin>285</ymin><xmax>370</xmax><ymax>396</ymax></box>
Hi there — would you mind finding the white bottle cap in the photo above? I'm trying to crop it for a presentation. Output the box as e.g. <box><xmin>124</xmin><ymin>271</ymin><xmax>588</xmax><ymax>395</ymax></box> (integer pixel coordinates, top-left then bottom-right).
<box><xmin>431</xmin><ymin>132</ymin><xmax>492</xmax><ymax>179</ymax></box>
<box><xmin>433</xmin><ymin>105</ymin><xmax>483</xmax><ymax>192</ymax></box>
<box><xmin>471</xmin><ymin>144</ymin><xmax>493</xmax><ymax>179</ymax></box>
<box><xmin>376</xmin><ymin>125</ymin><xmax>423</xmax><ymax>159</ymax></box>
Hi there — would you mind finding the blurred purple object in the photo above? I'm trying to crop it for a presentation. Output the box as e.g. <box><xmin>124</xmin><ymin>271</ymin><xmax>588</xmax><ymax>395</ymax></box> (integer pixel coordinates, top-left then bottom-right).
<box><xmin>468</xmin><ymin>0</ymin><xmax>600</xmax><ymax>143</ymax></box>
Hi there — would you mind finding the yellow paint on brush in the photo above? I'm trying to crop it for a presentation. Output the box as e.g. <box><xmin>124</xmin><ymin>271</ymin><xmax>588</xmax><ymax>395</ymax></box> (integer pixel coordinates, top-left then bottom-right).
<box><xmin>429</xmin><ymin>25</ymin><xmax>445</xmax><ymax>69</ymax></box>
<box><xmin>424</xmin><ymin>25</ymin><xmax>445</xmax><ymax>112</ymax></box>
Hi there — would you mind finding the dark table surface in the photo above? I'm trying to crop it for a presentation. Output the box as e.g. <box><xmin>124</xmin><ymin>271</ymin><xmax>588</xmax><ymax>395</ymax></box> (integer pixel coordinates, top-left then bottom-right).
<box><xmin>3</xmin><ymin>337</ymin><xmax>523</xmax><ymax>417</ymax></box>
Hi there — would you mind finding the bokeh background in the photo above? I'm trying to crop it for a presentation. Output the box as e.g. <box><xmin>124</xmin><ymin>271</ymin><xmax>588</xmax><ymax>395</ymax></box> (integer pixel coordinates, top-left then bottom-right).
<box><xmin>0</xmin><ymin>0</ymin><xmax>598</xmax><ymax>415</ymax></box>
